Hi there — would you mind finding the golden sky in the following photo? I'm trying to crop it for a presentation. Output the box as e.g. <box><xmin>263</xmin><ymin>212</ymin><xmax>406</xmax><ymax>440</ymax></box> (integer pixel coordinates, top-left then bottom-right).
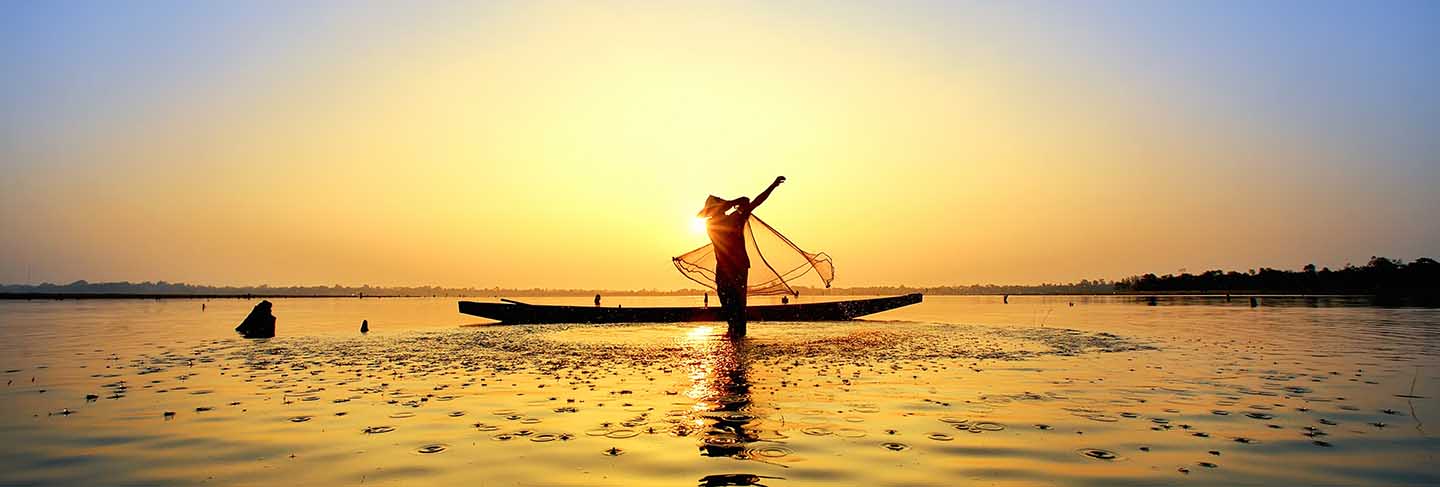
<box><xmin>2</xmin><ymin>2</ymin><xmax>1437</xmax><ymax>288</ymax></box>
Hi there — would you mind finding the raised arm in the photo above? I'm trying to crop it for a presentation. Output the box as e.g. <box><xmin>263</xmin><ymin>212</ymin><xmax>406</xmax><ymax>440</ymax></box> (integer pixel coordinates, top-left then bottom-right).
<box><xmin>742</xmin><ymin>176</ymin><xmax>786</xmax><ymax>214</ymax></box>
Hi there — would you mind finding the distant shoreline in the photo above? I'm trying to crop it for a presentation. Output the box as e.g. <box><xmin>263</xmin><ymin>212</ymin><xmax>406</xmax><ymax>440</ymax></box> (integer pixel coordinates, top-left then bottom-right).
<box><xmin>0</xmin><ymin>291</ymin><xmax>1390</xmax><ymax>300</ymax></box>
<box><xmin>0</xmin><ymin>293</ymin><xmax>458</xmax><ymax>300</ymax></box>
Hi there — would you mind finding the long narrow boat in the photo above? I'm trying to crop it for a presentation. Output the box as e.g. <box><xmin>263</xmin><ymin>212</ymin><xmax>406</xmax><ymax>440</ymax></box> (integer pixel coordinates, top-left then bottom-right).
<box><xmin>458</xmin><ymin>293</ymin><xmax>922</xmax><ymax>325</ymax></box>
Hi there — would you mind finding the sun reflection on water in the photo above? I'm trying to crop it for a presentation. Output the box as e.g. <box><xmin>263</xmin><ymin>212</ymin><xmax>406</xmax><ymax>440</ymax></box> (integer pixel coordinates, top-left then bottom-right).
<box><xmin>677</xmin><ymin>324</ymin><xmax>772</xmax><ymax>462</ymax></box>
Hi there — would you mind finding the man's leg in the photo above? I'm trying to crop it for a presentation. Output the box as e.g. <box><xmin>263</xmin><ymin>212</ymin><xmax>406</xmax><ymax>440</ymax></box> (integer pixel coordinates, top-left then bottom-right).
<box><xmin>715</xmin><ymin>275</ymin><xmax>735</xmax><ymax>327</ymax></box>
<box><xmin>726</xmin><ymin>270</ymin><xmax>748</xmax><ymax>336</ymax></box>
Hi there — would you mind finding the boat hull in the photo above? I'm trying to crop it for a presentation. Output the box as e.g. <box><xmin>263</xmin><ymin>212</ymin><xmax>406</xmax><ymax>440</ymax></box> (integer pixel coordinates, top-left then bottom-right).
<box><xmin>458</xmin><ymin>293</ymin><xmax>922</xmax><ymax>324</ymax></box>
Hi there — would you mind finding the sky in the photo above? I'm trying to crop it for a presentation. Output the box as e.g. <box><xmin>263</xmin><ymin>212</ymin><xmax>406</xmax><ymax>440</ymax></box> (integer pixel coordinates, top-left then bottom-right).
<box><xmin>2</xmin><ymin>1</ymin><xmax>1437</xmax><ymax>289</ymax></box>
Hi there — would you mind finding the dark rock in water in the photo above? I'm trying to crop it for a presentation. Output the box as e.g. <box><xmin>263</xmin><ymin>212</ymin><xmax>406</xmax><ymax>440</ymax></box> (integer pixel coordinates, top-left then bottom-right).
<box><xmin>235</xmin><ymin>300</ymin><xmax>276</xmax><ymax>338</ymax></box>
<box><xmin>361</xmin><ymin>320</ymin><xmax>369</xmax><ymax>334</ymax></box>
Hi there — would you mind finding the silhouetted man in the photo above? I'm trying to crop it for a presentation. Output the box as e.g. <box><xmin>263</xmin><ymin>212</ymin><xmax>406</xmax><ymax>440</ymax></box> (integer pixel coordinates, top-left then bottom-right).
<box><xmin>698</xmin><ymin>176</ymin><xmax>784</xmax><ymax>336</ymax></box>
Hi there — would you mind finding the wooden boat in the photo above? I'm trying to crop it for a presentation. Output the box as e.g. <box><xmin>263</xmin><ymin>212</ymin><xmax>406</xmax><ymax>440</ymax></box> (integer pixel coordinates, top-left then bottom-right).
<box><xmin>458</xmin><ymin>293</ymin><xmax>923</xmax><ymax>325</ymax></box>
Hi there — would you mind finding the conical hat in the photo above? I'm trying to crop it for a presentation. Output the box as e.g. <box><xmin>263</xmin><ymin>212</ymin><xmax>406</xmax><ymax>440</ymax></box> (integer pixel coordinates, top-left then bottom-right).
<box><xmin>697</xmin><ymin>195</ymin><xmax>728</xmax><ymax>217</ymax></box>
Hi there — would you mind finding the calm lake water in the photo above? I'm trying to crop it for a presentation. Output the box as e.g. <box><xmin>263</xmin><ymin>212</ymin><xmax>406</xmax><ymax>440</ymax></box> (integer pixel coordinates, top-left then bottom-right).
<box><xmin>1</xmin><ymin>295</ymin><xmax>1437</xmax><ymax>486</ymax></box>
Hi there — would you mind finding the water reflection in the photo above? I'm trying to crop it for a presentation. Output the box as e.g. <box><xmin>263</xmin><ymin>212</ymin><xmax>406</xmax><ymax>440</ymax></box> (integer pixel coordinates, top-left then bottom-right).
<box><xmin>698</xmin><ymin>473</ymin><xmax>783</xmax><ymax>486</ymax></box>
<box><xmin>4</xmin><ymin>298</ymin><xmax>1437</xmax><ymax>486</ymax></box>
<box><xmin>681</xmin><ymin>325</ymin><xmax>770</xmax><ymax>462</ymax></box>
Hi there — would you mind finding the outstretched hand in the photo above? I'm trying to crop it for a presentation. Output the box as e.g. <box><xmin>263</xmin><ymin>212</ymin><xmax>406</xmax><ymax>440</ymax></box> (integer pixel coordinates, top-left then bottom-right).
<box><xmin>747</xmin><ymin>176</ymin><xmax>785</xmax><ymax>213</ymax></box>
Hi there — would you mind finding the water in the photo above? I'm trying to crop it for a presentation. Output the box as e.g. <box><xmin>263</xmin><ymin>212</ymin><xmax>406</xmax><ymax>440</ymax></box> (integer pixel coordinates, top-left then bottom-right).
<box><xmin>1</xmin><ymin>295</ymin><xmax>1437</xmax><ymax>485</ymax></box>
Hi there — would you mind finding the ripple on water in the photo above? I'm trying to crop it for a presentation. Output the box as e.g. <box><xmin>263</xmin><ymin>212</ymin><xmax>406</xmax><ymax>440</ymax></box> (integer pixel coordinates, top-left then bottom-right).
<box><xmin>1078</xmin><ymin>448</ymin><xmax>1120</xmax><ymax>461</ymax></box>
<box><xmin>835</xmin><ymin>428</ymin><xmax>867</xmax><ymax>438</ymax></box>
<box><xmin>288</xmin><ymin>416</ymin><xmax>312</xmax><ymax>423</ymax></box>
<box><xmin>970</xmin><ymin>421</ymin><xmax>1006</xmax><ymax>432</ymax></box>
<box><xmin>416</xmin><ymin>444</ymin><xmax>447</xmax><ymax>454</ymax></box>
<box><xmin>389</xmin><ymin>411</ymin><xmax>416</xmax><ymax>419</ymax></box>
<box><xmin>363</xmin><ymin>425</ymin><xmax>395</xmax><ymax>434</ymax></box>
<box><xmin>927</xmin><ymin>433</ymin><xmax>955</xmax><ymax>441</ymax></box>
<box><xmin>605</xmin><ymin>429</ymin><xmax>639</xmax><ymax>439</ymax></box>
<box><xmin>746</xmin><ymin>445</ymin><xmax>793</xmax><ymax>458</ymax></box>
<box><xmin>881</xmin><ymin>442</ymin><xmax>910</xmax><ymax>451</ymax></box>
<box><xmin>702</xmin><ymin>435</ymin><xmax>739</xmax><ymax>447</ymax></box>
<box><xmin>800</xmin><ymin>427</ymin><xmax>832</xmax><ymax>436</ymax></box>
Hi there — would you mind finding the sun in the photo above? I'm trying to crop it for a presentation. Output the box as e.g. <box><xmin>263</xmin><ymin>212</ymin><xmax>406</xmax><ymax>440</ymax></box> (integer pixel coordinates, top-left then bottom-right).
<box><xmin>690</xmin><ymin>217</ymin><xmax>708</xmax><ymax>235</ymax></box>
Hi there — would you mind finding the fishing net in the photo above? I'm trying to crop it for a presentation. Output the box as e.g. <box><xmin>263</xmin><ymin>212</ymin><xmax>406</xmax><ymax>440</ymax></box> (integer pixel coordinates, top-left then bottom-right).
<box><xmin>673</xmin><ymin>215</ymin><xmax>834</xmax><ymax>296</ymax></box>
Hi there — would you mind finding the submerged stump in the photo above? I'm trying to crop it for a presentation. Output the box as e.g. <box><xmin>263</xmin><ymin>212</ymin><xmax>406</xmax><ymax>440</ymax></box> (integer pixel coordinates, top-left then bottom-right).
<box><xmin>235</xmin><ymin>300</ymin><xmax>276</xmax><ymax>338</ymax></box>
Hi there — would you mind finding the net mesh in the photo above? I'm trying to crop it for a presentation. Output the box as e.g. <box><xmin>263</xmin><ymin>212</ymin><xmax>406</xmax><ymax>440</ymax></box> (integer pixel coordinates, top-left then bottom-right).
<box><xmin>673</xmin><ymin>215</ymin><xmax>834</xmax><ymax>296</ymax></box>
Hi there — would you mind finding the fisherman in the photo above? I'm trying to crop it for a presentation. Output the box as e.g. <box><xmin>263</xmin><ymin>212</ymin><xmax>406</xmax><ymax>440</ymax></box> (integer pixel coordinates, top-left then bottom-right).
<box><xmin>698</xmin><ymin>176</ymin><xmax>785</xmax><ymax>336</ymax></box>
<box><xmin>594</xmin><ymin>294</ymin><xmax>601</xmax><ymax>307</ymax></box>
<box><xmin>704</xmin><ymin>292</ymin><xmax>709</xmax><ymax>308</ymax></box>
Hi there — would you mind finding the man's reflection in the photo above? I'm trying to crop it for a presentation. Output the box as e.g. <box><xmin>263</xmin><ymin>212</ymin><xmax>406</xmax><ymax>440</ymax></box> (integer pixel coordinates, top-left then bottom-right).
<box><xmin>680</xmin><ymin>325</ymin><xmax>764</xmax><ymax>459</ymax></box>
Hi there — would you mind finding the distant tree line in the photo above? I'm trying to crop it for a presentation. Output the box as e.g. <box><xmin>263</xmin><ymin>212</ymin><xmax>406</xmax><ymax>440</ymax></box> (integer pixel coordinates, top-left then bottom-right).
<box><xmin>0</xmin><ymin>279</ymin><xmax>1118</xmax><ymax>297</ymax></box>
<box><xmin>1113</xmin><ymin>256</ymin><xmax>1439</xmax><ymax>294</ymax></box>
<box><xmin>5</xmin><ymin>258</ymin><xmax>1434</xmax><ymax>298</ymax></box>
<box><xmin>0</xmin><ymin>280</ymin><xmax>483</xmax><ymax>297</ymax></box>
<box><xmin>790</xmin><ymin>280</ymin><xmax>1115</xmax><ymax>296</ymax></box>
<box><xmin>0</xmin><ymin>280</ymin><xmax>709</xmax><ymax>297</ymax></box>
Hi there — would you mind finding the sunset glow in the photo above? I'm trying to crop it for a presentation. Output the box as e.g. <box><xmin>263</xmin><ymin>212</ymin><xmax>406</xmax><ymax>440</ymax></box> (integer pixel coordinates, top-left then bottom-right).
<box><xmin>1</xmin><ymin>4</ymin><xmax>1438</xmax><ymax>487</ymax></box>
<box><xmin>2</xmin><ymin>1</ymin><xmax>1436</xmax><ymax>289</ymax></box>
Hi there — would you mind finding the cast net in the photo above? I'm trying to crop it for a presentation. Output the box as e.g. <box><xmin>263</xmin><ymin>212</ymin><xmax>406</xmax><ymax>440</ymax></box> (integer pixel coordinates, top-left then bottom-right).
<box><xmin>672</xmin><ymin>215</ymin><xmax>834</xmax><ymax>296</ymax></box>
